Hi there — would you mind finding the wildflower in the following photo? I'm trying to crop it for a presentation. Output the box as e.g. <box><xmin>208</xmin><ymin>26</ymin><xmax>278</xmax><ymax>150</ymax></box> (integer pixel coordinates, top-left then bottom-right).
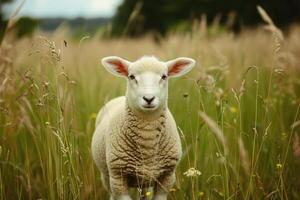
<box><xmin>45</xmin><ymin>121</ymin><xmax>50</xmax><ymax>126</ymax></box>
<box><xmin>281</xmin><ymin>132</ymin><xmax>287</xmax><ymax>140</ymax></box>
<box><xmin>183</xmin><ymin>167</ymin><xmax>202</xmax><ymax>177</ymax></box>
<box><xmin>229</xmin><ymin>106</ymin><xmax>237</xmax><ymax>113</ymax></box>
<box><xmin>198</xmin><ymin>191</ymin><xmax>204</xmax><ymax>197</ymax></box>
<box><xmin>276</xmin><ymin>163</ymin><xmax>282</xmax><ymax>169</ymax></box>
<box><xmin>69</xmin><ymin>80</ymin><xmax>77</xmax><ymax>85</ymax></box>
<box><xmin>169</xmin><ymin>188</ymin><xmax>176</xmax><ymax>192</ymax></box>
<box><xmin>90</xmin><ymin>113</ymin><xmax>97</xmax><ymax>119</ymax></box>
<box><xmin>145</xmin><ymin>191</ymin><xmax>151</xmax><ymax>197</ymax></box>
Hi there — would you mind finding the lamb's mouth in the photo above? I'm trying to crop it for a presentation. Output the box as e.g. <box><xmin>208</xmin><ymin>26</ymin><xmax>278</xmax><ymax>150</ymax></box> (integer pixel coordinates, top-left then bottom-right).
<box><xmin>142</xmin><ymin>105</ymin><xmax>156</xmax><ymax>110</ymax></box>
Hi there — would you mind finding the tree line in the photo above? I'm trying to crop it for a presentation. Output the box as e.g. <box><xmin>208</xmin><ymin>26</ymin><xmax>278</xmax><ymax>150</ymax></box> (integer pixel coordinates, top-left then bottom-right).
<box><xmin>111</xmin><ymin>0</ymin><xmax>300</xmax><ymax>36</ymax></box>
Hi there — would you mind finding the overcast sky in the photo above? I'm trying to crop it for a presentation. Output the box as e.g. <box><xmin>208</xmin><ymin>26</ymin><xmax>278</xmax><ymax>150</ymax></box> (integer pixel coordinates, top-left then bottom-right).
<box><xmin>3</xmin><ymin>0</ymin><xmax>123</xmax><ymax>18</ymax></box>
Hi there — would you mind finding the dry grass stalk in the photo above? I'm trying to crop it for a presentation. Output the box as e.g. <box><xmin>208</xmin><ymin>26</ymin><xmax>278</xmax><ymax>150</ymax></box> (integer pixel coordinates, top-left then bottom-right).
<box><xmin>238</xmin><ymin>137</ymin><xmax>250</xmax><ymax>174</ymax></box>
<box><xmin>257</xmin><ymin>5</ymin><xmax>283</xmax><ymax>54</ymax></box>
<box><xmin>256</xmin><ymin>6</ymin><xmax>274</xmax><ymax>26</ymax></box>
<box><xmin>198</xmin><ymin>111</ymin><xmax>228</xmax><ymax>156</ymax></box>
<box><xmin>292</xmin><ymin>133</ymin><xmax>300</xmax><ymax>160</ymax></box>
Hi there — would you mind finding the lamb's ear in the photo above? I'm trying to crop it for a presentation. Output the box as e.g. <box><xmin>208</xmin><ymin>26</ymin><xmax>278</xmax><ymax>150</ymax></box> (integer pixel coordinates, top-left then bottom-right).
<box><xmin>166</xmin><ymin>57</ymin><xmax>195</xmax><ymax>77</ymax></box>
<box><xmin>101</xmin><ymin>56</ymin><xmax>131</xmax><ymax>77</ymax></box>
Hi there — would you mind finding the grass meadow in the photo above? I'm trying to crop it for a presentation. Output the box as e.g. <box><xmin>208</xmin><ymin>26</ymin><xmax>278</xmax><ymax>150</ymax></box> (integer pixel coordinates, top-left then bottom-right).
<box><xmin>1</xmin><ymin>11</ymin><xmax>300</xmax><ymax>200</ymax></box>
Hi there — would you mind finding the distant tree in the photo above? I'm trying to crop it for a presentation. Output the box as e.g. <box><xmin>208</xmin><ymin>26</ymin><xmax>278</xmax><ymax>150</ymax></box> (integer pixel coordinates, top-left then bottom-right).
<box><xmin>15</xmin><ymin>17</ymin><xmax>38</xmax><ymax>38</ymax></box>
<box><xmin>1</xmin><ymin>1</ymin><xmax>39</xmax><ymax>41</ymax></box>
<box><xmin>0</xmin><ymin>0</ymin><xmax>13</xmax><ymax>43</ymax></box>
<box><xmin>112</xmin><ymin>0</ymin><xmax>300</xmax><ymax>36</ymax></box>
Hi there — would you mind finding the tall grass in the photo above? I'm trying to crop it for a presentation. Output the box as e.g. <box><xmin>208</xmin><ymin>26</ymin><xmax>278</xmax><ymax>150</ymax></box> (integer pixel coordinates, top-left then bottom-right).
<box><xmin>1</xmin><ymin>12</ymin><xmax>300</xmax><ymax>200</ymax></box>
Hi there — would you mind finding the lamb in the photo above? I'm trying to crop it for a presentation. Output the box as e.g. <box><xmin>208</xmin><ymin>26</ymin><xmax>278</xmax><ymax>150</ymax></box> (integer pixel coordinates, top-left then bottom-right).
<box><xmin>91</xmin><ymin>56</ymin><xmax>195</xmax><ymax>200</ymax></box>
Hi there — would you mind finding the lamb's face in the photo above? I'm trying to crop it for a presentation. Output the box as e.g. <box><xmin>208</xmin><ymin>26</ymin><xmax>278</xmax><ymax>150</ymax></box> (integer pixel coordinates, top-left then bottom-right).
<box><xmin>101</xmin><ymin>56</ymin><xmax>195</xmax><ymax>113</ymax></box>
<box><xmin>126</xmin><ymin>59</ymin><xmax>168</xmax><ymax>111</ymax></box>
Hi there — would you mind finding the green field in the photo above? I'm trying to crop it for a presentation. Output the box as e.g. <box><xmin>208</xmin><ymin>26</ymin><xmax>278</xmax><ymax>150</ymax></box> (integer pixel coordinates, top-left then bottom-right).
<box><xmin>1</xmin><ymin>18</ymin><xmax>300</xmax><ymax>199</ymax></box>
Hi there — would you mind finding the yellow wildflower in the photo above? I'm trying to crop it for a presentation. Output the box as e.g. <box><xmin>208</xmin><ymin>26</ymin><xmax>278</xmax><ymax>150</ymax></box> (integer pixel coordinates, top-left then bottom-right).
<box><xmin>198</xmin><ymin>191</ymin><xmax>204</xmax><ymax>197</ymax></box>
<box><xmin>281</xmin><ymin>133</ymin><xmax>287</xmax><ymax>140</ymax></box>
<box><xmin>276</xmin><ymin>163</ymin><xmax>282</xmax><ymax>169</ymax></box>
<box><xmin>90</xmin><ymin>113</ymin><xmax>97</xmax><ymax>119</ymax></box>
<box><xmin>169</xmin><ymin>188</ymin><xmax>176</xmax><ymax>192</ymax></box>
<box><xmin>145</xmin><ymin>191</ymin><xmax>151</xmax><ymax>196</ymax></box>
<box><xmin>229</xmin><ymin>106</ymin><xmax>237</xmax><ymax>113</ymax></box>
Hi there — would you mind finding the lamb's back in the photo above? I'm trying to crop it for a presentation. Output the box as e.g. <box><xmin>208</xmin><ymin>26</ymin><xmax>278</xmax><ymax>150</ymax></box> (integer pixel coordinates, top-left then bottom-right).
<box><xmin>95</xmin><ymin>96</ymin><xmax>126</xmax><ymax>126</ymax></box>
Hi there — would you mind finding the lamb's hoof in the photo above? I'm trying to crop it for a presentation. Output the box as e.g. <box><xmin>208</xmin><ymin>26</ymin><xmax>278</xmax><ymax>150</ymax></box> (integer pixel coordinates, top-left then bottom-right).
<box><xmin>110</xmin><ymin>194</ymin><xmax>132</xmax><ymax>200</ymax></box>
<box><xmin>152</xmin><ymin>194</ymin><xmax>167</xmax><ymax>200</ymax></box>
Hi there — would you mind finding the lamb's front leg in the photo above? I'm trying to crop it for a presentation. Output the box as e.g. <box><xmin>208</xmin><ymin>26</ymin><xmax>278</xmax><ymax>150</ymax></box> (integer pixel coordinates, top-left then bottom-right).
<box><xmin>153</xmin><ymin>173</ymin><xmax>176</xmax><ymax>200</ymax></box>
<box><xmin>109</xmin><ymin>173</ymin><xmax>132</xmax><ymax>200</ymax></box>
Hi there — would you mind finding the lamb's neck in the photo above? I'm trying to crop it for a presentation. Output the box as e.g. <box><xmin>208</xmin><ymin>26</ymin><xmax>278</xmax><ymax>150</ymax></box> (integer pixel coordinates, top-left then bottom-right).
<box><xmin>123</xmin><ymin>104</ymin><xmax>166</xmax><ymax>158</ymax></box>
<box><xmin>124</xmin><ymin>103</ymin><xmax>166</xmax><ymax>135</ymax></box>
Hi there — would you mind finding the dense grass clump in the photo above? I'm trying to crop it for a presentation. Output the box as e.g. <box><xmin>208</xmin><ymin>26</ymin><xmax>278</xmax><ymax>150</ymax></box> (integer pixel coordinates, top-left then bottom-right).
<box><xmin>1</xmin><ymin>18</ymin><xmax>300</xmax><ymax>199</ymax></box>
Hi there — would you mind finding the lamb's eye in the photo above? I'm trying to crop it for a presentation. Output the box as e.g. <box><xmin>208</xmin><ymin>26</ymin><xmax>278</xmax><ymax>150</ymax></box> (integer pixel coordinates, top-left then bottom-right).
<box><xmin>129</xmin><ymin>75</ymin><xmax>135</xmax><ymax>80</ymax></box>
<box><xmin>161</xmin><ymin>74</ymin><xmax>167</xmax><ymax>80</ymax></box>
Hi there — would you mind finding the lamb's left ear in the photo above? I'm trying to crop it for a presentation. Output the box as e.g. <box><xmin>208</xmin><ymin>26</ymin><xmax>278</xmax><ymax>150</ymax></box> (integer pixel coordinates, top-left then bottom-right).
<box><xmin>166</xmin><ymin>57</ymin><xmax>195</xmax><ymax>77</ymax></box>
<box><xmin>101</xmin><ymin>56</ymin><xmax>131</xmax><ymax>77</ymax></box>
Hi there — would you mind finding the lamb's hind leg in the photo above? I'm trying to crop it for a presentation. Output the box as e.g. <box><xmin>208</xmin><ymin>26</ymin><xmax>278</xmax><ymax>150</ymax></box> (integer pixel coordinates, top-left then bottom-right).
<box><xmin>152</xmin><ymin>173</ymin><xmax>175</xmax><ymax>200</ymax></box>
<box><xmin>100</xmin><ymin>171</ymin><xmax>129</xmax><ymax>200</ymax></box>
<box><xmin>101</xmin><ymin>173</ymin><xmax>110</xmax><ymax>191</ymax></box>
<box><xmin>101</xmin><ymin>173</ymin><xmax>116</xmax><ymax>200</ymax></box>
<box><xmin>109</xmin><ymin>173</ymin><xmax>132</xmax><ymax>200</ymax></box>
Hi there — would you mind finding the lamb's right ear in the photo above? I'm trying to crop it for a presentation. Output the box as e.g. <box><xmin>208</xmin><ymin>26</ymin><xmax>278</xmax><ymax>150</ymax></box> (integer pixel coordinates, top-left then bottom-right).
<box><xmin>101</xmin><ymin>56</ymin><xmax>131</xmax><ymax>77</ymax></box>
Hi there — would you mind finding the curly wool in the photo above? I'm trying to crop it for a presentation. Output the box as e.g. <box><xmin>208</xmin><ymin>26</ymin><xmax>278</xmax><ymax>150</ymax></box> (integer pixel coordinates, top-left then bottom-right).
<box><xmin>109</xmin><ymin>104</ymin><xmax>179</xmax><ymax>182</ymax></box>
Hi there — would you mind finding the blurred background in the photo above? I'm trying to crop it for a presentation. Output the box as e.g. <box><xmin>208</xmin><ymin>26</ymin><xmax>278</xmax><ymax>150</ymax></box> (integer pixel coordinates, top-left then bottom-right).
<box><xmin>1</xmin><ymin>0</ymin><xmax>300</xmax><ymax>39</ymax></box>
<box><xmin>1</xmin><ymin>1</ymin><xmax>300</xmax><ymax>200</ymax></box>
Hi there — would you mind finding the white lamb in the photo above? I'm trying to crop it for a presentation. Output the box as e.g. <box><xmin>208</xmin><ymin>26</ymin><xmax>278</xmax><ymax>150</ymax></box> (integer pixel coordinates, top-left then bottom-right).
<box><xmin>91</xmin><ymin>56</ymin><xmax>195</xmax><ymax>200</ymax></box>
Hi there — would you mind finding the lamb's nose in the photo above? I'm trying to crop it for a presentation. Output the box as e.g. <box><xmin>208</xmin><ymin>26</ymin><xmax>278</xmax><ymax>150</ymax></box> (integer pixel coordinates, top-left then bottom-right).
<box><xmin>143</xmin><ymin>96</ymin><xmax>155</xmax><ymax>104</ymax></box>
